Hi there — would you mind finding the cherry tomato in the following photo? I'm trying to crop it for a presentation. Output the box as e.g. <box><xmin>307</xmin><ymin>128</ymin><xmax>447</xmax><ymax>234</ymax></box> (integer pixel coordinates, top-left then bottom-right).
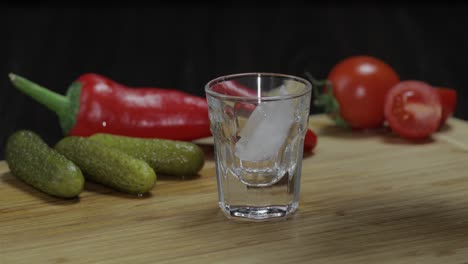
<box><xmin>303</xmin><ymin>129</ymin><xmax>317</xmax><ymax>153</ymax></box>
<box><xmin>434</xmin><ymin>87</ymin><xmax>457</xmax><ymax>128</ymax></box>
<box><xmin>327</xmin><ymin>56</ymin><xmax>400</xmax><ymax>129</ymax></box>
<box><xmin>384</xmin><ymin>80</ymin><xmax>442</xmax><ymax>140</ymax></box>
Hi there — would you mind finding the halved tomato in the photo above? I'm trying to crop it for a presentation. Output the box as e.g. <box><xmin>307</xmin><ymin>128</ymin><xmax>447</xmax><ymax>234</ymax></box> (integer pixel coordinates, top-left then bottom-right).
<box><xmin>384</xmin><ymin>80</ymin><xmax>442</xmax><ymax>140</ymax></box>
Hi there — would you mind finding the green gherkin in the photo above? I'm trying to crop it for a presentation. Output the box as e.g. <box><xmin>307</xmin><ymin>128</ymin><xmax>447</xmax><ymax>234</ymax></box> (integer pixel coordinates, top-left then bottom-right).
<box><xmin>54</xmin><ymin>136</ymin><xmax>156</xmax><ymax>195</ymax></box>
<box><xmin>5</xmin><ymin>130</ymin><xmax>85</xmax><ymax>198</ymax></box>
<box><xmin>88</xmin><ymin>133</ymin><xmax>205</xmax><ymax>177</ymax></box>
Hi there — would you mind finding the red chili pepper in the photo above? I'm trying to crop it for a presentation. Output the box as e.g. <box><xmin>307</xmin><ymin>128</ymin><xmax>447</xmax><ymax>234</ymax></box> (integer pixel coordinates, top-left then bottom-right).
<box><xmin>8</xmin><ymin>73</ymin><xmax>212</xmax><ymax>141</ymax></box>
<box><xmin>212</xmin><ymin>79</ymin><xmax>318</xmax><ymax>153</ymax></box>
<box><xmin>9</xmin><ymin>73</ymin><xmax>318</xmax><ymax>153</ymax></box>
<box><xmin>211</xmin><ymin>80</ymin><xmax>258</xmax><ymax>97</ymax></box>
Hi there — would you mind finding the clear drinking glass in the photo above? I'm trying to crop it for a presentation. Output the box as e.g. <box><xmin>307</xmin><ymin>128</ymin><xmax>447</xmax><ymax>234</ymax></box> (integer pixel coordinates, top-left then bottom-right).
<box><xmin>205</xmin><ymin>72</ymin><xmax>312</xmax><ymax>221</ymax></box>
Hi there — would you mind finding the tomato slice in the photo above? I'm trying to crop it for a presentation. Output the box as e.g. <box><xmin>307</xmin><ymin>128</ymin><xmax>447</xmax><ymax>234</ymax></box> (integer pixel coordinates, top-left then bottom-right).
<box><xmin>384</xmin><ymin>80</ymin><xmax>442</xmax><ymax>140</ymax></box>
<box><xmin>435</xmin><ymin>87</ymin><xmax>457</xmax><ymax>128</ymax></box>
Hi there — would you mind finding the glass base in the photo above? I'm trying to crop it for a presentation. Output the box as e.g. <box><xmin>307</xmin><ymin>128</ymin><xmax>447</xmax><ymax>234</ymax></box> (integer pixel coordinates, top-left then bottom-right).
<box><xmin>220</xmin><ymin>202</ymin><xmax>298</xmax><ymax>221</ymax></box>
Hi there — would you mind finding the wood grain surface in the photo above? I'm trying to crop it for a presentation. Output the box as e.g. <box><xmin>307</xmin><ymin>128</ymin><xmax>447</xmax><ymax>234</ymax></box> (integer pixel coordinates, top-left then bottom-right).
<box><xmin>1</xmin><ymin>114</ymin><xmax>468</xmax><ymax>264</ymax></box>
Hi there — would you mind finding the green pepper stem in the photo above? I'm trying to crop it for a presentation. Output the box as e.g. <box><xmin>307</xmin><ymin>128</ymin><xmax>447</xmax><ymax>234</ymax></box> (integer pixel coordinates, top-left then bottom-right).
<box><xmin>9</xmin><ymin>73</ymin><xmax>69</xmax><ymax>118</ymax></box>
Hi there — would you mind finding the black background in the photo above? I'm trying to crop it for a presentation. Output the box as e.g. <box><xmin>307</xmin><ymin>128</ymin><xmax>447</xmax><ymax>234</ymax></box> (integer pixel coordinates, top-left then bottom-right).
<box><xmin>1</xmin><ymin>4</ymin><xmax>467</xmax><ymax>159</ymax></box>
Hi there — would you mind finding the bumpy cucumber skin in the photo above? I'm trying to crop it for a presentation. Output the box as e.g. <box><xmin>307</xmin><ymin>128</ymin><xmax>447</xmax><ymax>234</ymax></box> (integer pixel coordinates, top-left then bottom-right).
<box><xmin>54</xmin><ymin>136</ymin><xmax>156</xmax><ymax>195</ymax></box>
<box><xmin>5</xmin><ymin>130</ymin><xmax>84</xmax><ymax>198</ymax></box>
<box><xmin>88</xmin><ymin>134</ymin><xmax>205</xmax><ymax>176</ymax></box>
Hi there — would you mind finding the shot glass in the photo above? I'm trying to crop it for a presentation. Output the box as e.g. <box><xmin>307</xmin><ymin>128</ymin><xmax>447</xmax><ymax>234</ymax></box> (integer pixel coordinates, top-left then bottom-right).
<box><xmin>205</xmin><ymin>72</ymin><xmax>312</xmax><ymax>221</ymax></box>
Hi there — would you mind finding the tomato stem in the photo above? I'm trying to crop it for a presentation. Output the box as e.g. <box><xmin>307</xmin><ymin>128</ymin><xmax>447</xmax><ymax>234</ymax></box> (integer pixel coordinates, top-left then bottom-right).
<box><xmin>304</xmin><ymin>71</ymin><xmax>348</xmax><ymax>128</ymax></box>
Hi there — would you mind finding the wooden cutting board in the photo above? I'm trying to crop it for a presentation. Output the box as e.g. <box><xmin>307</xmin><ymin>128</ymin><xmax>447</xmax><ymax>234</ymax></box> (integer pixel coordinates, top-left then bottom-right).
<box><xmin>1</xmin><ymin>114</ymin><xmax>468</xmax><ymax>264</ymax></box>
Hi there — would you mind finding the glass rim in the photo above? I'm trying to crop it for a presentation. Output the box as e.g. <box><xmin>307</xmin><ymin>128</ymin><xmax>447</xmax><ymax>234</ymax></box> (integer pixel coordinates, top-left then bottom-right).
<box><xmin>204</xmin><ymin>72</ymin><xmax>312</xmax><ymax>101</ymax></box>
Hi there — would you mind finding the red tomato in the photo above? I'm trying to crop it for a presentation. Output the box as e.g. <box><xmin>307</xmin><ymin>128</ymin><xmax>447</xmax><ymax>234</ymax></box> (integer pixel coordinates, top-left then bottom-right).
<box><xmin>384</xmin><ymin>80</ymin><xmax>442</xmax><ymax>140</ymax></box>
<box><xmin>303</xmin><ymin>129</ymin><xmax>317</xmax><ymax>153</ymax></box>
<box><xmin>327</xmin><ymin>55</ymin><xmax>400</xmax><ymax>129</ymax></box>
<box><xmin>434</xmin><ymin>87</ymin><xmax>457</xmax><ymax>128</ymax></box>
